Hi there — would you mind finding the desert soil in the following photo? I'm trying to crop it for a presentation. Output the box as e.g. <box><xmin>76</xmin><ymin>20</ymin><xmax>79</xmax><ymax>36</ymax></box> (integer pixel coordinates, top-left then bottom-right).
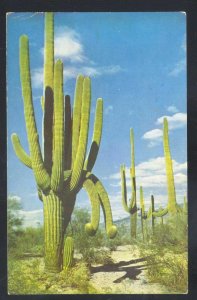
<box><xmin>89</xmin><ymin>245</ymin><xmax>170</xmax><ymax>294</ymax></box>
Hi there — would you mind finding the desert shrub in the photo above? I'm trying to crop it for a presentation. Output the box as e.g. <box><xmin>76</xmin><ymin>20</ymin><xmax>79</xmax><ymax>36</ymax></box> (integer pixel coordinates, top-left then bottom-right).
<box><xmin>66</xmin><ymin>207</ymin><xmax>113</xmax><ymax>264</ymax></box>
<box><xmin>139</xmin><ymin>213</ymin><xmax>188</xmax><ymax>293</ymax></box>
<box><xmin>103</xmin><ymin>223</ymin><xmax>131</xmax><ymax>251</ymax></box>
<box><xmin>8</xmin><ymin>258</ymin><xmax>97</xmax><ymax>294</ymax></box>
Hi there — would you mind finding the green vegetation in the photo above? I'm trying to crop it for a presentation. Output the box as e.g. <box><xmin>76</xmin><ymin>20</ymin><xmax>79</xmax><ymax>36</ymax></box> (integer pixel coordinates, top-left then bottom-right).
<box><xmin>11</xmin><ymin>12</ymin><xmax>116</xmax><ymax>272</ymax></box>
<box><xmin>138</xmin><ymin>213</ymin><xmax>188</xmax><ymax>293</ymax></box>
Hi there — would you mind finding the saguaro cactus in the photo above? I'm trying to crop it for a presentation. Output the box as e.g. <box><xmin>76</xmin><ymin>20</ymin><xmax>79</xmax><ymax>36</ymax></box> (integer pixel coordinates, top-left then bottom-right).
<box><xmin>11</xmin><ymin>12</ymin><xmax>117</xmax><ymax>272</ymax></box>
<box><xmin>163</xmin><ymin>118</ymin><xmax>179</xmax><ymax>214</ymax></box>
<box><xmin>120</xmin><ymin>129</ymin><xmax>137</xmax><ymax>238</ymax></box>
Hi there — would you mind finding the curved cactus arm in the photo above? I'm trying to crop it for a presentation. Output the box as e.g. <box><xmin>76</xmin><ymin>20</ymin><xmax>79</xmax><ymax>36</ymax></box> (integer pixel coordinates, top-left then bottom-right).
<box><xmin>43</xmin><ymin>12</ymin><xmax>54</xmax><ymax>175</ymax></box>
<box><xmin>70</xmin><ymin>77</ymin><xmax>91</xmax><ymax>191</ymax></box>
<box><xmin>87</xmin><ymin>173</ymin><xmax>117</xmax><ymax>239</ymax></box>
<box><xmin>20</xmin><ymin>35</ymin><xmax>50</xmax><ymax>192</ymax></box>
<box><xmin>120</xmin><ymin>164</ymin><xmax>130</xmax><ymax>213</ymax></box>
<box><xmin>51</xmin><ymin>60</ymin><xmax>65</xmax><ymax>192</ymax></box>
<box><xmin>163</xmin><ymin>118</ymin><xmax>177</xmax><ymax>213</ymax></box>
<box><xmin>11</xmin><ymin>133</ymin><xmax>32</xmax><ymax>168</ymax></box>
<box><xmin>71</xmin><ymin>75</ymin><xmax>84</xmax><ymax>166</ymax></box>
<box><xmin>64</xmin><ymin>95</ymin><xmax>72</xmax><ymax>170</ymax></box>
<box><xmin>152</xmin><ymin>207</ymin><xmax>168</xmax><ymax>217</ymax></box>
<box><xmin>84</xmin><ymin>98</ymin><xmax>103</xmax><ymax>172</ymax></box>
<box><xmin>83</xmin><ymin>178</ymin><xmax>100</xmax><ymax>236</ymax></box>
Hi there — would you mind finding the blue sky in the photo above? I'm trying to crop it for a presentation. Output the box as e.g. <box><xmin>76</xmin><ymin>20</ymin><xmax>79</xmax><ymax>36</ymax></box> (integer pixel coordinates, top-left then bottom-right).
<box><xmin>7</xmin><ymin>12</ymin><xmax>187</xmax><ymax>226</ymax></box>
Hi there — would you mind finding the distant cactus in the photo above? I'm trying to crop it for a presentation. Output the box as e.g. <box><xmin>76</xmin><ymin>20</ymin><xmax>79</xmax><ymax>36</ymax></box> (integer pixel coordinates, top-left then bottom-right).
<box><xmin>11</xmin><ymin>12</ymin><xmax>117</xmax><ymax>272</ymax></box>
<box><xmin>63</xmin><ymin>237</ymin><xmax>74</xmax><ymax>270</ymax></box>
<box><xmin>120</xmin><ymin>129</ymin><xmax>137</xmax><ymax>238</ymax></box>
<box><xmin>163</xmin><ymin>118</ymin><xmax>180</xmax><ymax>214</ymax></box>
<box><xmin>140</xmin><ymin>186</ymin><xmax>145</xmax><ymax>241</ymax></box>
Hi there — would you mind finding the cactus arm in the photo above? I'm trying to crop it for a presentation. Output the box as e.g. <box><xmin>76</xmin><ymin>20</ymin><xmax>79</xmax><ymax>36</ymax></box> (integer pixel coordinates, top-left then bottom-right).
<box><xmin>152</xmin><ymin>207</ymin><xmax>168</xmax><ymax>217</ymax></box>
<box><xmin>20</xmin><ymin>35</ymin><xmax>50</xmax><ymax>192</ymax></box>
<box><xmin>120</xmin><ymin>165</ymin><xmax>130</xmax><ymax>213</ymax></box>
<box><xmin>146</xmin><ymin>206</ymin><xmax>152</xmax><ymax>219</ymax></box>
<box><xmin>64</xmin><ymin>95</ymin><xmax>72</xmax><ymax>170</ymax></box>
<box><xmin>129</xmin><ymin>128</ymin><xmax>137</xmax><ymax>211</ymax></box>
<box><xmin>163</xmin><ymin>118</ymin><xmax>177</xmax><ymax>213</ymax></box>
<box><xmin>70</xmin><ymin>77</ymin><xmax>91</xmax><ymax>191</ymax></box>
<box><xmin>44</xmin><ymin>12</ymin><xmax>54</xmax><ymax>89</ymax></box>
<box><xmin>83</xmin><ymin>178</ymin><xmax>100</xmax><ymax>236</ymax></box>
<box><xmin>140</xmin><ymin>186</ymin><xmax>145</xmax><ymax>216</ymax></box>
<box><xmin>71</xmin><ymin>75</ymin><xmax>84</xmax><ymax>166</ymax></box>
<box><xmin>87</xmin><ymin>173</ymin><xmax>117</xmax><ymax>239</ymax></box>
<box><xmin>84</xmin><ymin>98</ymin><xmax>103</xmax><ymax>172</ymax></box>
<box><xmin>11</xmin><ymin>133</ymin><xmax>32</xmax><ymax>168</ymax></box>
<box><xmin>51</xmin><ymin>60</ymin><xmax>64</xmax><ymax>192</ymax></box>
<box><xmin>43</xmin><ymin>12</ymin><xmax>54</xmax><ymax>175</ymax></box>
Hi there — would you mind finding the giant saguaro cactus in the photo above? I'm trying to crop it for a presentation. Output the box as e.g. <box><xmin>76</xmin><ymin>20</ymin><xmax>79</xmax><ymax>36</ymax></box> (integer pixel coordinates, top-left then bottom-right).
<box><xmin>11</xmin><ymin>12</ymin><xmax>117</xmax><ymax>272</ymax></box>
<box><xmin>120</xmin><ymin>129</ymin><xmax>137</xmax><ymax>238</ymax></box>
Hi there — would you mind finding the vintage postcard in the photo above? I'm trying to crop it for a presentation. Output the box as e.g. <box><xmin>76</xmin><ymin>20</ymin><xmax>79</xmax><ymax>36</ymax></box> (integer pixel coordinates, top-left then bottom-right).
<box><xmin>7</xmin><ymin>11</ymin><xmax>187</xmax><ymax>294</ymax></box>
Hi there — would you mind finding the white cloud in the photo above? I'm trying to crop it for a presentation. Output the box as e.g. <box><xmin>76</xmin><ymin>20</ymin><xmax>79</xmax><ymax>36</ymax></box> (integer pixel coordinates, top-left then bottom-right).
<box><xmin>167</xmin><ymin>105</ymin><xmax>179</xmax><ymax>114</ymax></box>
<box><xmin>32</xmin><ymin>65</ymin><xmax>122</xmax><ymax>88</ymax></box>
<box><xmin>169</xmin><ymin>58</ymin><xmax>186</xmax><ymax>77</ymax></box>
<box><xmin>54</xmin><ymin>27</ymin><xmax>85</xmax><ymax>62</ymax></box>
<box><xmin>18</xmin><ymin>209</ymin><xmax>43</xmax><ymax>228</ymax></box>
<box><xmin>156</xmin><ymin>113</ymin><xmax>187</xmax><ymax>130</ymax></box>
<box><xmin>32</xmin><ymin>68</ymin><xmax>43</xmax><ymax>89</ymax></box>
<box><xmin>142</xmin><ymin>112</ymin><xmax>187</xmax><ymax>147</ymax></box>
<box><xmin>142</xmin><ymin>129</ymin><xmax>162</xmax><ymax>140</ymax></box>
<box><xmin>34</xmin><ymin>26</ymin><xmax>123</xmax><ymax>89</ymax></box>
<box><xmin>105</xmin><ymin>105</ymin><xmax>113</xmax><ymax>115</ymax></box>
<box><xmin>106</xmin><ymin>156</ymin><xmax>187</xmax><ymax>213</ymax></box>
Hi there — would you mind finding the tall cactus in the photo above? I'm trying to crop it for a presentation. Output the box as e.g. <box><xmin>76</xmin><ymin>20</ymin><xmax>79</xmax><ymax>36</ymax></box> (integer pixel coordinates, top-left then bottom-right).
<box><xmin>120</xmin><ymin>128</ymin><xmax>137</xmax><ymax>239</ymax></box>
<box><xmin>11</xmin><ymin>12</ymin><xmax>117</xmax><ymax>272</ymax></box>
<box><xmin>163</xmin><ymin>118</ymin><xmax>179</xmax><ymax>214</ymax></box>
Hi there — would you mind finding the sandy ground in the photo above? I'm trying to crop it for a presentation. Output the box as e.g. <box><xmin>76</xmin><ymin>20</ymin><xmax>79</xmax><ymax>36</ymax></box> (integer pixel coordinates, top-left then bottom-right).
<box><xmin>89</xmin><ymin>245</ymin><xmax>170</xmax><ymax>294</ymax></box>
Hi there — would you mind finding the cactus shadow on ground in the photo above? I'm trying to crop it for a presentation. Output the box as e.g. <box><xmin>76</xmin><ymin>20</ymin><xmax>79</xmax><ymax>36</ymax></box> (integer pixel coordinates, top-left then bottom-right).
<box><xmin>90</xmin><ymin>256</ymin><xmax>152</xmax><ymax>283</ymax></box>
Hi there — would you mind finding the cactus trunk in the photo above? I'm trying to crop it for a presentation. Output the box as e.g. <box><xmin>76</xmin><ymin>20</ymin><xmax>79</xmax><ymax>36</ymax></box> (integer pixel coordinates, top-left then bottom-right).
<box><xmin>43</xmin><ymin>193</ymin><xmax>64</xmax><ymax>272</ymax></box>
<box><xmin>163</xmin><ymin>118</ymin><xmax>177</xmax><ymax>213</ymax></box>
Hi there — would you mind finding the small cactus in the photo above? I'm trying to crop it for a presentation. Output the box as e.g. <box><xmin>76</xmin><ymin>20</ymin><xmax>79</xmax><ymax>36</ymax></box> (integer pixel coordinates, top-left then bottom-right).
<box><xmin>63</xmin><ymin>237</ymin><xmax>74</xmax><ymax>270</ymax></box>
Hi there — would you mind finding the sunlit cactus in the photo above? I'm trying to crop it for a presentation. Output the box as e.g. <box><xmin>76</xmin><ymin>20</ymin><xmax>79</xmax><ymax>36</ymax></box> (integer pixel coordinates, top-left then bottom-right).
<box><xmin>120</xmin><ymin>128</ymin><xmax>137</xmax><ymax>238</ymax></box>
<box><xmin>63</xmin><ymin>237</ymin><xmax>74</xmax><ymax>270</ymax></box>
<box><xmin>11</xmin><ymin>12</ymin><xmax>117</xmax><ymax>272</ymax></box>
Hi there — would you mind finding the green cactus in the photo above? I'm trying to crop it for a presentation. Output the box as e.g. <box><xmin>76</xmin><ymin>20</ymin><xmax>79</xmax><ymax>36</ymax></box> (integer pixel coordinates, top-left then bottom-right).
<box><xmin>140</xmin><ymin>186</ymin><xmax>147</xmax><ymax>241</ymax></box>
<box><xmin>63</xmin><ymin>237</ymin><xmax>74</xmax><ymax>270</ymax></box>
<box><xmin>11</xmin><ymin>12</ymin><xmax>117</xmax><ymax>273</ymax></box>
<box><xmin>163</xmin><ymin>118</ymin><xmax>180</xmax><ymax>214</ymax></box>
<box><xmin>120</xmin><ymin>128</ymin><xmax>137</xmax><ymax>239</ymax></box>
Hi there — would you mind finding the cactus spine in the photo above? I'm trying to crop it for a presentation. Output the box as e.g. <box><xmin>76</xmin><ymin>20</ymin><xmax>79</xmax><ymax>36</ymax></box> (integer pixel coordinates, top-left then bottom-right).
<box><xmin>63</xmin><ymin>237</ymin><xmax>74</xmax><ymax>270</ymax></box>
<box><xmin>120</xmin><ymin>128</ymin><xmax>137</xmax><ymax>239</ymax></box>
<box><xmin>11</xmin><ymin>12</ymin><xmax>117</xmax><ymax>273</ymax></box>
